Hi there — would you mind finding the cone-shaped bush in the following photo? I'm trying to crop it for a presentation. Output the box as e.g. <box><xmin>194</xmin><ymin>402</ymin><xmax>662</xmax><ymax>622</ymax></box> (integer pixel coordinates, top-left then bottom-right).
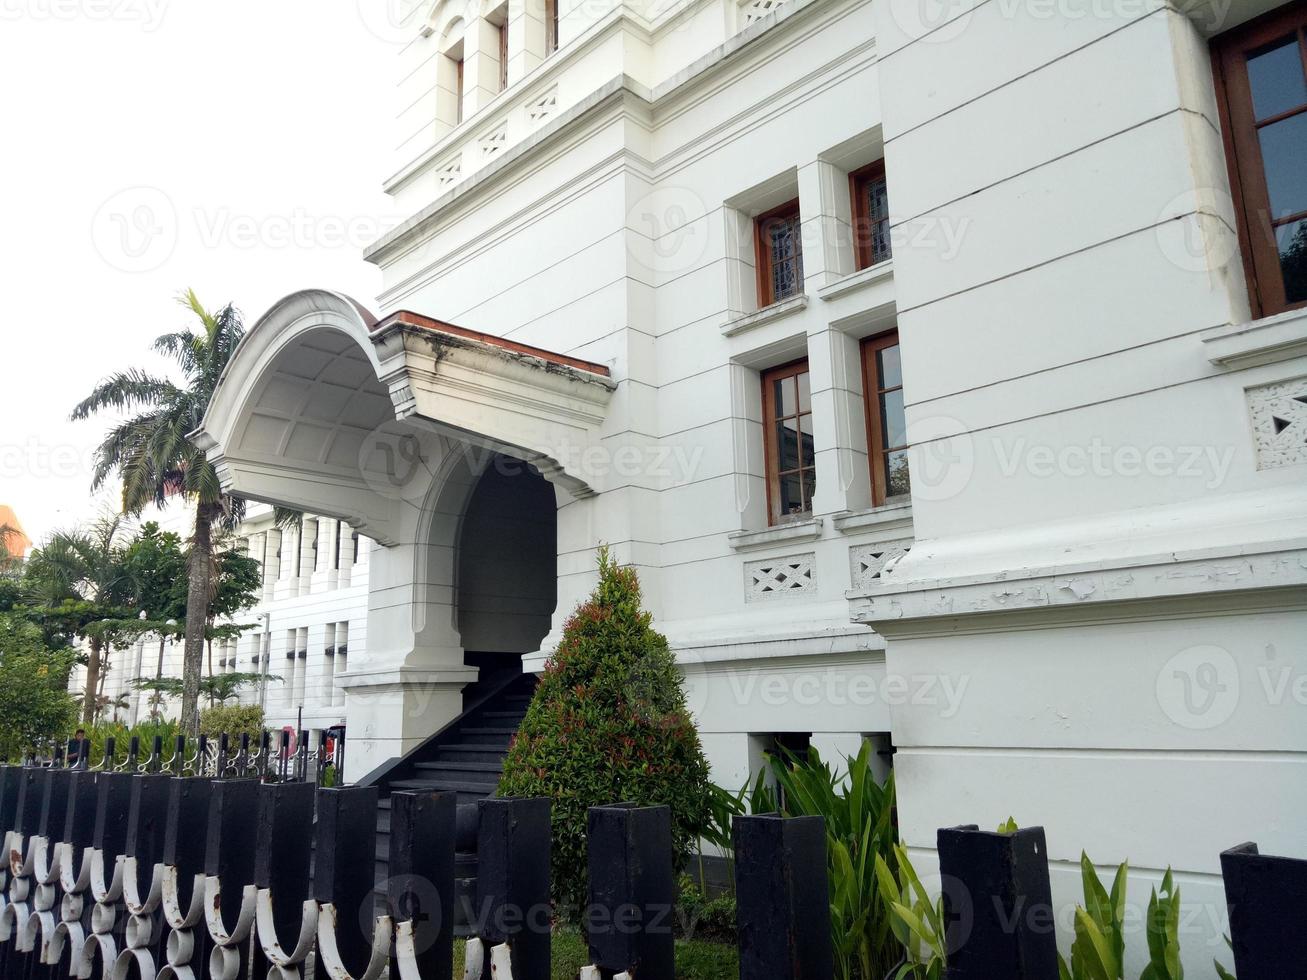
<box><xmin>498</xmin><ymin>546</ymin><xmax>711</xmax><ymax>913</ymax></box>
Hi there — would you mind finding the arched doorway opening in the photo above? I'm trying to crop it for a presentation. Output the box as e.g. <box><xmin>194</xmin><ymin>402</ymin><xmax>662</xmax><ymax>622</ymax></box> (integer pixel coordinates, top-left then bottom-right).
<box><xmin>456</xmin><ymin>454</ymin><xmax>558</xmax><ymax>689</ymax></box>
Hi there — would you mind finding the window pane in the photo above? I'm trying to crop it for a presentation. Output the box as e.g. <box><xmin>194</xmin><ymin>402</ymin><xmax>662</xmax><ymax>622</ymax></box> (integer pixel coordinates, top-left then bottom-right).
<box><xmin>868</xmin><ymin>175</ymin><xmax>892</xmax><ymax>263</ymax></box>
<box><xmin>1257</xmin><ymin>112</ymin><xmax>1307</xmax><ymax>217</ymax></box>
<box><xmin>776</xmin><ymin>375</ymin><xmax>796</xmax><ymax>417</ymax></box>
<box><xmin>1277</xmin><ymin>217</ymin><xmax>1307</xmax><ymax>303</ymax></box>
<box><xmin>777</xmin><ymin>471</ymin><xmax>803</xmax><ymax>518</ymax></box>
<box><xmin>777</xmin><ymin>419</ymin><xmax>801</xmax><ymax>471</ymax></box>
<box><xmin>1247</xmin><ymin>35</ymin><xmax>1307</xmax><ymax>120</ymax></box>
<box><xmin>880</xmin><ymin>388</ymin><xmax>907</xmax><ymax>449</ymax></box>
<box><xmin>799</xmin><ymin>414</ymin><xmax>815</xmax><ymax>468</ymax></box>
<box><xmin>877</xmin><ymin>343</ymin><xmax>902</xmax><ymax>390</ymax></box>
<box><xmin>797</xmin><ymin>371</ymin><xmax>811</xmax><ymax>412</ymax></box>
<box><xmin>885</xmin><ymin>449</ymin><xmax>911</xmax><ymax>497</ymax></box>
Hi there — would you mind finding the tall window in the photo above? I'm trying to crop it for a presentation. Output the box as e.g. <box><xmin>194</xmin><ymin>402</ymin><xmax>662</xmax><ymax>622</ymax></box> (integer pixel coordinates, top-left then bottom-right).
<box><xmin>455</xmin><ymin>56</ymin><xmax>465</xmax><ymax>123</ymax></box>
<box><xmin>862</xmin><ymin>332</ymin><xmax>910</xmax><ymax>505</ymax></box>
<box><xmin>851</xmin><ymin>160</ymin><xmax>892</xmax><ymax>269</ymax></box>
<box><xmin>498</xmin><ymin>21</ymin><xmax>508</xmax><ymax>91</ymax></box>
<box><xmin>755</xmin><ymin>199</ymin><xmax>804</xmax><ymax>306</ymax></box>
<box><xmin>1213</xmin><ymin>2</ymin><xmax>1307</xmax><ymax>316</ymax></box>
<box><xmin>545</xmin><ymin>0</ymin><xmax>559</xmax><ymax>54</ymax></box>
<box><xmin>763</xmin><ymin>360</ymin><xmax>815</xmax><ymax>523</ymax></box>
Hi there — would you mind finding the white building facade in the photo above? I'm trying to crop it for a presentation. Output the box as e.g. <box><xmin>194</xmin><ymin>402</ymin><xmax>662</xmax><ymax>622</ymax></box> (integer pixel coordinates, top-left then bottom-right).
<box><xmin>188</xmin><ymin>0</ymin><xmax>1306</xmax><ymax>973</ymax></box>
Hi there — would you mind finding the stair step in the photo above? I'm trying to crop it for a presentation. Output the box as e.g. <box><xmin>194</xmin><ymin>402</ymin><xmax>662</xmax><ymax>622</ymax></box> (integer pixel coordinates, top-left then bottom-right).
<box><xmin>433</xmin><ymin>746</ymin><xmax>505</xmax><ymax>764</ymax></box>
<box><xmin>478</xmin><ymin>710</ymin><xmax>526</xmax><ymax>720</ymax></box>
<box><xmin>389</xmin><ymin>778</ymin><xmax>499</xmax><ymax>796</ymax></box>
<box><xmin>414</xmin><ymin>760</ymin><xmax>503</xmax><ymax>774</ymax></box>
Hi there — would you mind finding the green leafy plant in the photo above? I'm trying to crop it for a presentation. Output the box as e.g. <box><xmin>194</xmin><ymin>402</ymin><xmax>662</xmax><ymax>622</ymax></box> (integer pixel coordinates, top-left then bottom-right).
<box><xmin>1214</xmin><ymin>936</ymin><xmax>1236</xmax><ymax>979</ymax></box>
<box><xmin>497</xmin><ymin>547</ymin><xmax>711</xmax><ymax>914</ymax></box>
<box><xmin>198</xmin><ymin>703</ymin><xmax>265</xmax><ymax>740</ymax></box>
<box><xmin>675</xmin><ymin>874</ymin><xmax>736</xmax><ymax>943</ymax></box>
<box><xmin>1059</xmin><ymin>854</ymin><xmax>1128</xmax><ymax>980</ymax></box>
<box><xmin>711</xmin><ymin>743</ymin><xmax>898</xmax><ymax>979</ymax></box>
<box><xmin>1140</xmin><ymin>869</ymin><xmax>1183</xmax><ymax>980</ymax></box>
<box><xmin>996</xmin><ymin>816</ymin><xmax>1019</xmax><ymax>833</ymax></box>
<box><xmin>874</xmin><ymin>843</ymin><xmax>947</xmax><ymax>980</ymax></box>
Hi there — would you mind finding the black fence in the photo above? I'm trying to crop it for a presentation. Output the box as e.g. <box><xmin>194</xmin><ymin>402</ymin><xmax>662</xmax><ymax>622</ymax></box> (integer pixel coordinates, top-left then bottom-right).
<box><xmin>0</xmin><ymin>764</ymin><xmax>1300</xmax><ymax>980</ymax></box>
<box><xmin>22</xmin><ymin>731</ymin><xmax>345</xmax><ymax>785</ymax></box>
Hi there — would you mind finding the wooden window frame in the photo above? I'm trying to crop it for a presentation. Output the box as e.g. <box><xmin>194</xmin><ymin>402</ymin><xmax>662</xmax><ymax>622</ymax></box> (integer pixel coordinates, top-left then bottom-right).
<box><xmin>761</xmin><ymin>358</ymin><xmax>815</xmax><ymax>525</ymax></box>
<box><xmin>754</xmin><ymin>198</ymin><xmax>804</xmax><ymax>309</ymax></box>
<box><xmin>455</xmin><ymin>57</ymin><xmax>465</xmax><ymax>124</ymax></box>
<box><xmin>1212</xmin><ymin>1</ymin><xmax>1307</xmax><ymax>318</ymax></box>
<box><xmin>498</xmin><ymin>21</ymin><xmax>509</xmax><ymax>91</ymax></box>
<box><xmin>850</xmin><ymin>159</ymin><xmax>892</xmax><ymax>270</ymax></box>
<box><xmin>861</xmin><ymin>330</ymin><xmax>908</xmax><ymax>507</ymax></box>
<box><xmin>545</xmin><ymin>0</ymin><xmax>559</xmax><ymax>54</ymax></box>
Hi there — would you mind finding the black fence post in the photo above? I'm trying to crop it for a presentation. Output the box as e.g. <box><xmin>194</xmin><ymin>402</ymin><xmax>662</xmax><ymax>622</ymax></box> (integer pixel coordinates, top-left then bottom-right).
<box><xmin>1221</xmin><ymin>842</ymin><xmax>1307</xmax><ymax>979</ymax></box>
<box><xmin>253</xmin><ymin>781</ymin><xmax>315</xmax><ymax>980</ymax></box>
<box><xmin>585</xmin><ymin>803</ymin><xmax>674</xmax><ymax>980</ymax></box>
<box><xmin>474</xmin><ymin>797</ymin><xmax>551</xmax><ymax>980</ymax></box>
<box><xmin>79</xmin><ymin>771</ymin><xmax>135</xmax><ymax>979</ymax></box>
<box><xmin>733</xmin><ymin>814</ymin><xmax>832</xmax><ymax>980</ymax></box>
<box><xmin>313</xmin><ymin>786</ymin><xmax>380</xmax><ymax>980</ymax></box>
<box><xmin>202</xmin><ymin>779</ymin><xmax>260</xmax><ymax>980</ymax></box>
<box><xmin>387</xmin><ymin>791</ymin><xmax>455</xmax><ymax>980</ymax></box>
<box><xmin>159</xmin><ymin>777</ymin><xmax>215</xmax><ymax>980</ymax></box>
<box><xmin>30</xmin><ymin>769</ymin><xmax>73</xmax><ymax>971</ymax></box>
<box><xmin>49</xmin><ymin>767</ymin><xmax>98</xmax><ymax>980</ymax></box>
<box><xmin>936</xmin><ymin>825</ymin><xmax>1058</xmax><ymax>980</ymax></box>
<box><xmin>119</xmin><ymin>773</ymin><xmax>173</xmax><ymax>980</ymax></box>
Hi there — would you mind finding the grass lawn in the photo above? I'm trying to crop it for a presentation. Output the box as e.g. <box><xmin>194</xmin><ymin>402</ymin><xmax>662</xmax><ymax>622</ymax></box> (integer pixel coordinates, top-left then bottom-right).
<box><xmin>452</xmin><ymin>927</ymin><xmax>739</xmax><ymax>979</ymax></box>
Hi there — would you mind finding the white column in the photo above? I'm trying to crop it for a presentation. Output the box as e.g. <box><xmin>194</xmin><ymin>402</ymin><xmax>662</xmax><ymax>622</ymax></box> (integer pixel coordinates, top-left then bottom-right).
<box><xmin>275</xmin><ymin>525</ymin><xmax>297</xmax><ymax>600</ymax></box>
<box><xmin>298</xmin><ymin>517</ymin><xmax>318</xmax><ymax>594</ymax></box>
<box><xmin>312</xmin><ymin>517</ymin><xmax>338</xmax><ymax>591</ymax></box>
<box><xmin>259</xmin><ymin>530</ymin><xmax>278</xmax><ymax>602</ymax></box>
<box><xmin>507</xmin><ymin>0</ymin><xmax>546</xmax><ymax>85</ymax></box>
<box><xmin>462</xmin><ymin>17</ymin><xmax>501</xmax><ymax>119</ymax></box>
<box><xmin>337</xmin><ymin>527</ymin><xmax>357</xmax><ymax>589</ymax></box>
<box><xmin>798</xmin><ymin>159</ymin><xmax>857</xmax><ymax>288</ymax></box>
<box><xmin>334</xmin><ymin>623</ymin><xmax>349</xmax><ymax>707</ymax></box>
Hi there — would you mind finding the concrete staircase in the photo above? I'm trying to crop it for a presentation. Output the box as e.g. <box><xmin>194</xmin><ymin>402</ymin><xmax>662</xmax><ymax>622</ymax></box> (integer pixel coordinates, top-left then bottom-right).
<box><xmin>362</xmin><ymin>671</ymin><xmax>538</xmax><ymax>934</ymax></box>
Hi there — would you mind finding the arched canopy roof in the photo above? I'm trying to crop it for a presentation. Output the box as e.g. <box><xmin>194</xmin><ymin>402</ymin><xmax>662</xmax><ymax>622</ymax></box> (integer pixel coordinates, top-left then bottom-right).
<box><xmin>191</xmin><ymin>289</ymin><xmax>614</xmax><ymax>545</ymax></box>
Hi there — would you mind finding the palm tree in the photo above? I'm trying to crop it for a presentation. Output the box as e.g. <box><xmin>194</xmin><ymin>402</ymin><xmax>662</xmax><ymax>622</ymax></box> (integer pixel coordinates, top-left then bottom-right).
<box><xmin>22</xmin><ymin>516</ymin><xmax>131</xmax><ymax>723</ymax></box>
<box><xmin>72</xmin><ymin>290</ymin><xmax>247</xmax><ymax>735</ymax></box>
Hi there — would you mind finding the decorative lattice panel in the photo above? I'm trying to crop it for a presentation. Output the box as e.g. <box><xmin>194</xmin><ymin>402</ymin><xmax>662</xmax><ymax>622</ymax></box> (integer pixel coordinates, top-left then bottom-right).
<box><xmin>436</xmin><ymin>157</ymin><xmax>462</xmax><ymax>187</ymax></box>
<box><xmin>479</xmin><ymin>121</ymin><xmax>508</xmax><ymax>159</ymax></box>
<box><xmin>528</xmin><ymin>87</ymin><xmax>558</xmax><ymax>125</ymax></box>
<box><xmin>741</xmin><ymin>0</ymin><xmax>791</xmax><ymax>25</ymax></box>
<box><xmin>849</xmin><ymin>540</ymin><xmax>912</xmax><ymax>591</ymax></box>
<box><xmin>1247</xmin><ymin>376</ymin><xmax>1307</xmax><ymax>470</ymax></box>
<box><xmin>745</xmin><ymin>553</ymin><xmax>816</xmax><ymax>601</ymax></box>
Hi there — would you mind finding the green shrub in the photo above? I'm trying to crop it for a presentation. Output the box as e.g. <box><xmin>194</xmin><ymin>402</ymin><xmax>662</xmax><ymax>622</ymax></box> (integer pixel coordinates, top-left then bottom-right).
<box><xmin>83</xmin><ymin>718</ymin><xmax>181</xmax><ymax>765</ymax></box>
<box><xmin>714</xmin><ymin>743</ymin><xmax>899</xmax><ymax>980</ymax></box>
<box><xmin>198</xmin><ymin>703</ymin><xmax>265</xmax><ymax>741</ymax></box>
<box><xmin>497</xmin><ymin>547</ymin><xmax>712</xmax><ymax>915</ymax></box>
<box><xmin>0</xmin><ymin>614</ymin><xmax>78</xmax><ymax>760</ymax></box>
<box><xmin>676</xmin><ymin>874</ymin><xmax>737</xmax><ymax>943</ymax></box>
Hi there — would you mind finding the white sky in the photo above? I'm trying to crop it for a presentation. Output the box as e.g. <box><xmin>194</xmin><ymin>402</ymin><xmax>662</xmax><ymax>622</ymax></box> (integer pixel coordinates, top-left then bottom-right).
<box><xmin>0</xmin><ymin>1</ymin><xmax>413</xmax><ymax>545</ymax></box>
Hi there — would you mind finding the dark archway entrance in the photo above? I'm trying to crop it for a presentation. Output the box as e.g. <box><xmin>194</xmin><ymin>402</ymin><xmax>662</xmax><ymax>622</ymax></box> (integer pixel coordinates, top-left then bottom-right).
<box><xmin>456</xmin><ymin>455</ymin><xmax>558</xmax><ymax>688</ymax></box>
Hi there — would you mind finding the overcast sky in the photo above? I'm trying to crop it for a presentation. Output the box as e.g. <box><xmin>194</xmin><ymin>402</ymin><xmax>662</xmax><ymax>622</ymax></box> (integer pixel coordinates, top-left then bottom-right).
<box><xmin>0</xmin><ymin>1</ymin><xmax>412</xmax><ymax>545</ymax></box>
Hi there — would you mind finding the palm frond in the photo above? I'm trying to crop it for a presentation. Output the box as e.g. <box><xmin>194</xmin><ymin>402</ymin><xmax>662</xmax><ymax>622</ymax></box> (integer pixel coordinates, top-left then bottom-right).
<box><xmin>70</xmin><ymin>369</ymin><xmax>180</xmax><ymax>421</ymax></box>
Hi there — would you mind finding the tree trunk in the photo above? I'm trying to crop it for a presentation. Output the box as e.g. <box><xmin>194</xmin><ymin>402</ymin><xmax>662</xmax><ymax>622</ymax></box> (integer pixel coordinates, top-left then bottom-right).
<box><xmin>82</xmin><ymin>637</ymin><xmax>102</xmax><ymax>725</ymax></box>
<box><xmin>180</xmin><ymin>504</ymin><xmax>215</xmax><ymax>735</ymax></box>
<box><xmin>206</xmin><ymin>637</ymin><xmax>214</xmax><ymax>708</ymax></box>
